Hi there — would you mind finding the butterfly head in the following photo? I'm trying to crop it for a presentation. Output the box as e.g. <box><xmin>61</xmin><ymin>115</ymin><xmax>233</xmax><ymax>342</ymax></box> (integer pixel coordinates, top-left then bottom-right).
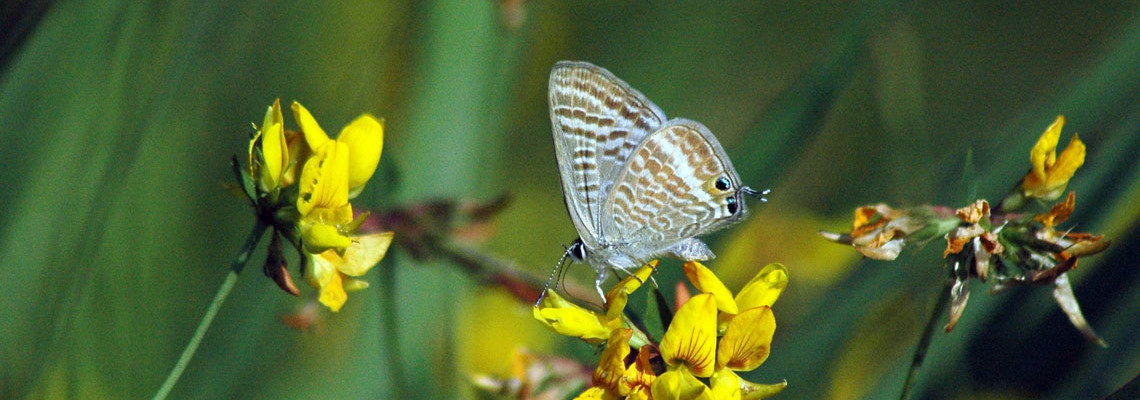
<box><xmin>708</xmin><ymin>175</ymin><xmax>769</xmax><ymax>217</ymax></box>
<box><xmin>567</xmin><ymin>238</ymin><xmax>588</xmax><ymax>262</ymax></box>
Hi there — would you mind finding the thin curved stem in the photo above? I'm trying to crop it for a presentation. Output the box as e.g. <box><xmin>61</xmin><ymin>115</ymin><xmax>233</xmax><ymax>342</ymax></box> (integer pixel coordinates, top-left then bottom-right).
<box><xmin>899</xmin><ymin>279</ymin><xmax>952</xmax><ymax>400</ymax></box>
<box><xmin>152</xmin><ymin>222</ymin><xmax>267</xmax><ymax>400</ymax></box>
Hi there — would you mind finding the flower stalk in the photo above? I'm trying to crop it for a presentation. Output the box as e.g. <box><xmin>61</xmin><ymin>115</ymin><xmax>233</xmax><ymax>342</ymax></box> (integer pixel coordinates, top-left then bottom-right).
<box><xmin>155</xmin><ymin>99</ymin><xmax>396</xmax><ymax>398</ymax></box>
<box><xmin>152</xmin><ymin>222</ymin><xmax>267</xmax><ymax>400</ymax></box>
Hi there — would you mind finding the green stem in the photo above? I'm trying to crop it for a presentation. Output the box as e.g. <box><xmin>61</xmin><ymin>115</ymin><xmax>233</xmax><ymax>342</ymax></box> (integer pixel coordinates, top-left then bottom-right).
<box><xmin>152</xmin><ymin>223</ymin><xmax>267</xmax><ymax>400</ymax></box>
<box><xmin>899</xmin><ymin>279</ymin><xmax>953</xmax><ymax>400</ymax></box>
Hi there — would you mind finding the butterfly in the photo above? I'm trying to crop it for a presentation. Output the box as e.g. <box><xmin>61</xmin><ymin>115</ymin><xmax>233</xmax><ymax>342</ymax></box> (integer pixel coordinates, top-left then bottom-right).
<box><xmin>547</xmin><ymin>61</ymin><xmax>766</xmax><ymax>300</ymax></box>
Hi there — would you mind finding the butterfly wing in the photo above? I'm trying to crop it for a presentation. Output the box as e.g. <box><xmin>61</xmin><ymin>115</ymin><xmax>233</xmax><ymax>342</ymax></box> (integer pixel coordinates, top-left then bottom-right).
<box><xmin>602</xmin><ymin>119</ymin><xmax>747</xmax><ymax>260</ymax></box>
<box><xmin>549</xmin><ymin>61</ymin><xmax>667</xmax><ymax>248</ymax></box>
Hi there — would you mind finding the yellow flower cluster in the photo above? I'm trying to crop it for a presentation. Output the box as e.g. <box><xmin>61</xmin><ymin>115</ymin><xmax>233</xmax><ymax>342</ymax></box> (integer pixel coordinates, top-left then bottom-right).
<box><xmin>534</xmin><ymin>262</ymin><xmax>789</xmax><ymax>399</ymax></box>
<box><xmin>245</xmin><ymin>99</ymin><xmax>393</xmax><ymax>311</ymax></box>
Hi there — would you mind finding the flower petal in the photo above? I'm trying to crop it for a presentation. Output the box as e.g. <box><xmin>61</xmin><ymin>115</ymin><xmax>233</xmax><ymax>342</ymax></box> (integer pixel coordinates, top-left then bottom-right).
<box><xmin>302</xmin><ymin>222</ymin><xmax>353</xmax><ymax>252</ymax></box>
<box><xmin>292</xmin><ymin>101</ymin><xmax>330</xmax><ymax>151</ymax></box>
<box><xmin>257</xmin><ymin>99</ymin><xmax>288</xmax><ymax>189</ymax></box>
<box><xmin>306</xmin><ymin>251</ymin><xmax>337</xmax><ymax>289</ymax></box>
<box><xmin>297</xmin><ymin>140</ymin><xmax>350</xmax><ymax>216</ymax></box>
<box><xmin>307</xmin><ymin>251</ymin><xmax>348</xmax><ymax>311</ymax></box>
<box><xmin>740</xmin><ymin>379</ymin><xmax>787</xmax><ymax>400</ymax></box>
<box><xmin>338</xmin><ymin>114</ymin><xmax>384</xmax><ymax>197</ymax></box>
<box><xmin>338</xmin><ymin>231</ymin><xmax>394</xmax><ymax>276</ymax></box>
<box><xmin>954</xmin><ymin>199</ymin><xmax>990</xmax><ymax>224</ymax></box>
<box><xmin>623</xmin><ymin>345</ymin><xmax>656</xmax><ymax>394</ymax></box>
<box><xmin>247</xmin><ymin>131</ymin><xmax>260</xmax><ymax>178</ymax></box>
<box><xmin>659</xmin><ymin>294</ymin><xmax>717</xmax><ymax>377</ymax></box>
<box><xmin>318</xmin><ymin>271</ymin><xmax>348</xmax><ymax>312</ymax></box>
<box><xmin>944</xmin><ymin>275</ymin><xmax>970</xmax><ymax>332</ymax></box>
<box><xmin>710</xmin><ymin>369</ymin><xmax>743</xmax><ymax>400</ymax></box>
<box><xmin>711</xmin><ymin>369</ymin><xmax>787</xmax><ymax>400</ymax></box>
<box><xmin>651</xmin><ymin>369</ymin><xmax>712</xmax><ymax>400</ymax></box>
<box><xmin>533</xmin><ymin>290</ymin><xmax>616</xmax><ymax>342</ymax></box>
<box><xmin>626</xmin><ymin>387</ymin><xmax>651</xmax><ymax>400</ymax></box>
<box><xmin>683</xmin><ymin>261</ymin><xmax>738</xmax><ymax>315</ymax></box>
<box><xmin>1048</xmin><ymin>134</ymin><xmax>1085</xmax><ymax>186</ymax></box>
<box><xmin>604</xmin><ymin>261</ymin><xmax>657</xmax><ymax>320</ymax></box>
<box><xmin>855</xmin><ymin>238</ymin><xmax>905</xmax><ymax>260</ymax></box>
<box><xmin>1029</xmin><ymin>115</ymin><xmax>1064</xmax><ymax>182</ymax></box>
<box><xmin>595</xmin><ymin>328</ymin><xmax>632</xmax><ymax>394</ymax></box>
<box><xmin>1023</xmin><ymin>116</ymin><xmax>1084</xmax><ymax>200</ymax></box>
<box><xmin>1035</xmin><ymin>191</ymin><xmax>1076</xmax><ymax>227</ymax></box>
<box><xmin>343</xmin><ymin>277</ymin><xmax>369</xmax><ymax>292</ymax></box>
<box><xmin>573</xmin><ymin>387</ymin><xmax>610</xmax><ymax>400</ymax></box>
<box><xmin>259</xmin><ymin>122</ymin><xmax>286</xmax><ymax>187</ymax></box>
<box><xmin>263</xmin><ymin>98</ymin><xmax>284</xmax><ymax>135</ymax></box>
<box><xmin>1053</xmin><ymin>274</ymin><xmax>1106</xmax><ymax>347</ymax></box>
<box><xmin>944</xmin><ymin>224</ymin><xmax>984</xmax><ymax>257</ymax></box>
<box><xmin>717</xmin><ymin>306</ymin><xmax>775</xmax><ymax>371</ymax></box>
<box><xmin>734</xmin><ymin>263</ymin><xmax>788</xmax><ymax>310</ymax></box>
<box><xmin>281</xmin><ymin>130</ymin><xmax>309</xmax><ymax>187</ymax></box>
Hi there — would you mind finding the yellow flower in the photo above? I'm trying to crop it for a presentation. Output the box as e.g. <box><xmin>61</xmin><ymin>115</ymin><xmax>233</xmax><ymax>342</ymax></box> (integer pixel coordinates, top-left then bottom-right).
<box><xmin>247</xmin><ymin>99</ymin><xmax>289</xmax><ymax>194</ymax></box>
<box><xmin>1021</xmin><ymin>115</ymin><xmax>1085</xmax><ymax>201</ymax></box>
<box><xmin>306</xmin><ymin>232</ymin><xmax>393</xmax><ymax>311</ymax></box>
<box><xmin>676</xmin><ymin>262</ymin><xmax>789</xmax><ymax>399</ymax></box>
<box><xmin>560</xmin><ymin>262</ymin><xmax>788</xmax><ymax>399</ymax></box>
<box><xmin>293</xmin><ymin>102</ymin><xmax>384</xmax><ymax>199</ymax></box>
<box><xmin>290</xmin><ymin>101</ymin><xmax>391</xmax><ymax>311</ymax></box>
<box><xmin>533</xmin><ymin>262</ymin><xmax>657</xmax><ymax>343</ymax></box>
<box><xmin>292</xmin><ymin>101</ymin><xmax>384</xmax><ymax>254</ymax></box>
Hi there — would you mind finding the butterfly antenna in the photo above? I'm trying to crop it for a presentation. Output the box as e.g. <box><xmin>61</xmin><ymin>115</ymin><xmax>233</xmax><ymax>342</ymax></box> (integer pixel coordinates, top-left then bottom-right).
<box><xmin>741</xmin><ymin>186</ymin><xmax>770</xmax><ymax>202</ymax></box>
<box><xmin>536</xmin><ymin>245</ymin><xmax>575</xmax><ymax>306</ymax></box>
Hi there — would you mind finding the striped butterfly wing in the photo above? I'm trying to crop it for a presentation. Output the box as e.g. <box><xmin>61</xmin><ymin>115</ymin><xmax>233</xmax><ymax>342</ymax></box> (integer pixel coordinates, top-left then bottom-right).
<box><xmin>602</xmin><ymin>119</ymin><xmax>748</xmax><ymax>257</ymax></box>
<box><xmin>548</xmin><ymin>61</ymin><xmax>667</xmax><ymax>248</ymax></box>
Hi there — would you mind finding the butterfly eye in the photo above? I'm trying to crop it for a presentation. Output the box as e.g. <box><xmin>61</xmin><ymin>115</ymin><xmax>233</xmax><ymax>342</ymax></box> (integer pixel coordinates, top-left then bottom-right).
<box><xmin>714</xmin><ymin>177</ymin><xmax>731</xmax><ymax>192</ymax></box>
<box><xmin>726</xmin><ymin>196</ymin><xmax>738</xmax><ymax>214</ymax></box>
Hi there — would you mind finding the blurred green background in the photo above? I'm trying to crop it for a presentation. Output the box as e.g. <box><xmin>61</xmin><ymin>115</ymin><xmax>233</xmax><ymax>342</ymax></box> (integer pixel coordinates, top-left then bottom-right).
<box><xmin>3</xmin><ymin>1</ymin><xmax>1140</xmax><ymax>399</ymax></box>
